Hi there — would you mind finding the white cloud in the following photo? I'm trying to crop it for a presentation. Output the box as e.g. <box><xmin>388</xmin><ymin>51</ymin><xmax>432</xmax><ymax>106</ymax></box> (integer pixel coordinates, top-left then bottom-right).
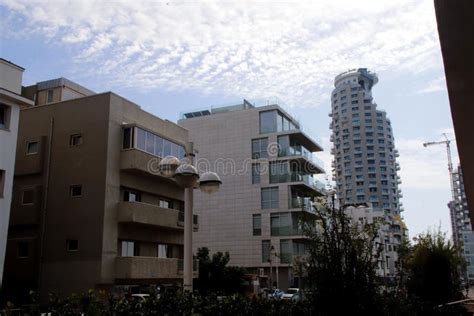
<box><xmin>1</xmin><ymin>0</ymin><xmax>442</xmax><ymax>106</ymax></box>
<box><xmin>418</xmin><ymin>76</ymin><xmax>447</xmax><ymax>94</ymax></box>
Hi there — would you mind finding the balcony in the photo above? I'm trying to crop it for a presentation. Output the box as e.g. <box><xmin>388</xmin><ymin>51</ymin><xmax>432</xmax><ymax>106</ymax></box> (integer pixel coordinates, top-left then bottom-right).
<box><xmin>115</xmin><ymin>256</ymin><xmax>198</xmax><ymax>280</ymax></box>
<box><xmin>289</xmin><ymin>197</ymin><xmax>316</xmax><ymax>213</ymax></box>
<box><xmin>270</xmin><ymin>173</ymin><xmax>325</xmax><ymax>195</ymax></box>
<box><xmin>118</xmin><ymin>201</ymin><xmax>198</xmax><ymax>231</ymax></box>
<box><xmin>121</xmin><ymin>149</ymin><xmax>170</xmax><ymax>179</ymax></box>
<box><xmin>278</xmin><ymin>146</ymin><xmax>325</xmax><ymax>174</ymax></box>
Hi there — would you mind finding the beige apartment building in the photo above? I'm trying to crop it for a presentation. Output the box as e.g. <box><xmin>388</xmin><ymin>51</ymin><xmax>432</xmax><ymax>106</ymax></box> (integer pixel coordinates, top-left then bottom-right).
<box><xmin>4</xmin><ymin>78</ymin><xmax>195</xmax><ymax>299</ymax></box>
<box><xmin>179</xmin><ymin>100</ymin><xmax>325</xmax><ymax>290</ymax></box>
<box><xmin>0</xmin><ymin>59</ymin><xmax>34</xmax><ymax>287</ymax></box>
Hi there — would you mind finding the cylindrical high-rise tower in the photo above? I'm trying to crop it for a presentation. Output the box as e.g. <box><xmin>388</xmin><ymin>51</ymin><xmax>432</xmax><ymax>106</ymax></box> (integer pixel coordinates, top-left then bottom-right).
<box><xmin>330</xmin><ymin>68</ymin><xmax>403</xmax><ymax>216</ymax></box>
<box><xmin>330</xmin><ymin>68</ymin><xmax>405</xmax><ymax>276</ymax></box>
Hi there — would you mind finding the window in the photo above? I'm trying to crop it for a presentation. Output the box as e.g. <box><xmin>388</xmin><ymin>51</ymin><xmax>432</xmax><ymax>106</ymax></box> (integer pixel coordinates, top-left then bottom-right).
<box><xmin>262</xmin><ymin>240</ymin><xmax>271</xmax><ymax>263</ymax></box>
<box><xmin>261</xmin><ymin>187</ymin><xmax>278</xmax><ymax>209</ymax></box>
<box><xmin>70</xmin><ymin>185</ymin><xmax>82</xmax><ymax>197</ymax></box>
<box><xmin>18</xmin><ymin>241</ymin><xmax>29</xmax><ymax>258</ymax></box>
<box><xmin>0</xmin><ymin>104</ymin><xmax>9</xmax><ymax>129</ymax></box>
<box><xmin>66</xmin><ymin>239</ymin><xmax>79</xmax><ymax>252</ymax></box>
<box><xmin>69</xmin><ymin>134</ymin><xmax>83</xmax><ymax>146</ymax></box>
<box><xmin>0</xmin><ymin>170</ymin><xmax>4</xmax><ymax>198</ymax></box>
<box><xmin>123</xmin><ymin>127</ymin><xmax>133</xmax><ymax>149</ymax></box>
<box><xmin>26</xmin><ymin>141</ymin><xmax>38</xmax><ymax>155</ymax></box>
<box><xmin>253</xmin><ymin>214</ymin><xmax>261</xmax><ymax>236</ymax></box>
<box><xmin>158</xmin><ymin>244</ymin><xmax>171</xmax><ymax>258</ymax></box>
<box><xmin>135</xmin><ymin>127</ymin><xmax>185</xmax><ymax>158</ymax></box>
<box><xmin>21</xmin><ymin>189</ymin><xmax>35</xmax><ymax>205</ymax></box>
<box><xmin>259</xmin><ymin>110</ymin><xmax>277</xmax><ymax>133</ymax></box>
<box><xmin>47</xmin><ymin>89</ymin><xmax>54</xmax><ymax>103</ymax></box>
<box><xmin>252</xmin><ymin>138</ymin><xmax>268</xmax><ymax>159</ymax></box>
<box><xmin>280</xmin><ymin>239</ymin><xmax>292</xmax><ymax>263</ymax></box>
<box><xmin>252</xmin><ymin>164</ymin><xmax>261</xmax><ymax>184</ymax></box>
<box><xmin>120</xmin><ymin>240</ymin><xmax>138</xmax><ymax>256</ymax></box>
<box><xmin>124</xmin><ymin>189</ymin><xmax>141</xmax><ymax>202</ymax></box>
<box><xmin>159</xmin><ymin>198</ymin><xmax>172</xmax><ymax>209</ymax></box>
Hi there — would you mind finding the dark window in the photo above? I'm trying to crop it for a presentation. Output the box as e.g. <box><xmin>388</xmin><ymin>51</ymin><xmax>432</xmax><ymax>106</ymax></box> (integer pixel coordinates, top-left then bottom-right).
<box><xmin>70</xmin><ymin>185</ymin><xmax>82</xmax><ymax>197</ymax></box>
<box><xmin>0</xmin><ymin>104</ymin><xmax>7</xmax><ymax>129</ymax></box>
<box><xmin>0</xmin><ymin>170</ymin><xmax>4</xmax><ymax>198</ymax></box>
<box><xmin>252</xmin><ymin>163</ymin><xmax>261</xmax><ymax>184</ymax></box>
<box><xmin>21</xmin><ymin>189</ymin><xmax>34</xmax><ymax>205</ymax></box>
<box><xmin>66</xmin><ymin>239</ymin><xmax>79</xmax><ymax>251</ymax></box>
<box><xmin>123</xmin><ymin>127</ymin><xmax>133</xmax><ymax>149</ymax></box>
<box><xmin>262</xmin><ymin>240</ymin><xmax>271</xmax><ymax>263</ymax></box>
<box><xmin>26</xmin><ymin>142</ymin><xmax>38</xmax><ymax>155</ymax></box>
<box><xmin>69</xmin><ymin>134</ymin><xmax>83</xmax><ymax>146</ymax></box>
<box><xmin>253</xmin><ymin>214</ymin><xmax>261</xmax><ymax>236</ymax></box>
<box><xmin>18</xmin><ymin>241</ymin><xmax>29</xmax><ymax>258</ymax></box>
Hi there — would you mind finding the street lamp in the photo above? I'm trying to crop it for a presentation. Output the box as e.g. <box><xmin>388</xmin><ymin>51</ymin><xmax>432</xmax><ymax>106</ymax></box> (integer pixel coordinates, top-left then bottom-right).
<box><xmin>158</xmin><ymin>149</ymin><xmax>222</xmax><ymax>292</ymax></box>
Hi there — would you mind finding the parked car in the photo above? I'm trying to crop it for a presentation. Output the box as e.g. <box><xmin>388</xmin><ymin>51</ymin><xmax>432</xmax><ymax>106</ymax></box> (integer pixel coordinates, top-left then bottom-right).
<box><xmin>281</xmin><ymin>288</ymin><xmax>300</xmax><ymax>300</ymax></box>
<box><xmin>268</xmin><ymin>288</ymin><xmax>285</xmax><ymax>300</ymax></box>
<box><xmin>291</xmin><ymin>290</ymin><xmax>306</xmax><ymax>302</ymax></box>
<box><xmin>131</xmin><ymin>293</ymin><xmax>150</xmax><ymax>301</ymax></box>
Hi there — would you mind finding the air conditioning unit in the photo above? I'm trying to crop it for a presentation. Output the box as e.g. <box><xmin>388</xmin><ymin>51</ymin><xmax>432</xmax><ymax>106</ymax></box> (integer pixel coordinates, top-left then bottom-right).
<box><xmin>259</xmin><ymin>268</ymin><xmax>265</xmax><ymax>277</ymax></box>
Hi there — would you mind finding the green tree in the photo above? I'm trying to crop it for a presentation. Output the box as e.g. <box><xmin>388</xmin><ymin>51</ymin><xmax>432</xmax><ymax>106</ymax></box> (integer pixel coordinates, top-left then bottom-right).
<box><xmin>406</xmin><ymin>230</ymin><xmax>465</xmax><ymax>308</ymax></box>
<box><xmin>194</xmin><ymin>247</ymin><xmax>246</xmax><ymax>295</ymax></box>
<box><xmin>302</xmin><ymin>196</ymin><xmax>385</xmax><ymax>315</ymax></box>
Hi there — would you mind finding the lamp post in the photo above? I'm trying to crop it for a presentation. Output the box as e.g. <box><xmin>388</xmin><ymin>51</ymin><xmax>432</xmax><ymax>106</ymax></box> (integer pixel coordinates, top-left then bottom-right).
<box><xmin>158</xmin><ymin>146</ymin><xmax>222</xmax><ymax>291</ymax></box>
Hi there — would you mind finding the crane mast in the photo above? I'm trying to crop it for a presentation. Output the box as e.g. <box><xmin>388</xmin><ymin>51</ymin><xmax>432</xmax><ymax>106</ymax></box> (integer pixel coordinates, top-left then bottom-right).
<box><xmin>423</xmin><ymin>133</ymin><xmax>456</xmax><ymax>242</ymax></box>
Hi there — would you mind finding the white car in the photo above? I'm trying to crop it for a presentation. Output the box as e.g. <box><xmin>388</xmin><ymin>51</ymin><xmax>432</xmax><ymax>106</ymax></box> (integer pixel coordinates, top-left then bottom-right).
<box><xmin>281</xmin><ymin>288</ymin><xmax>300</xmax><ymax>300</ymax></box>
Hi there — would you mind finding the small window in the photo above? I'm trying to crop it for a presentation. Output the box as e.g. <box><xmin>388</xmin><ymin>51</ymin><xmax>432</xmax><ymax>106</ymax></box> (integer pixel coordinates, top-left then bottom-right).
<box><xmin>47</xmin><ymin>90</ymin><xmax>54</xmax><ymax>103</ymax></box>
<box><xmin>159</xmin><ymin>199</ymin><xmax>172</xmax><ymax>209</ymax></box>
<box><xmin>18</xmin><ymin>241</ymin><xmax>29</xmax><ymax>258</ymax></box>
<box><xmin>0</xmin><ymin>170</ymin><xmax>4</xmax><ymax>198</ymax></box>
<box><xmin>66</xmin><ymin>239</ymin><xmax>78</xmax><ymax>252</ymax></box>
<box><xmin>158</xmin><ymin>244</ymin><xmax>171</xmax><ymax>258</ymax></box>
<box><xmin>124</xmin><ymin>190</ymin><xmax>141</xmax><ymax>202</ymax></box>
<box><xmin>69</xmin><ymin>134</ymin><xmax>83</xmax><ymax>146</ymax></box>
<box><xmin>21</xmin><ymin>189</ymin><xmax>35</xmax><ymax>205</ymax></box>
<box><xmin>123</xmin><ymin>127</ymin><xmax>133</xmax><ymax>149</ymax></box>
<box><xmin>70</xmin><ymin>185</ymin><xmax>82</xmax><ymax>197</ymax></box>
<box><xmin>120</xmin><ymin>240</ymin><xmax>139</xmax><ymax>256</ymax></box>
<box><xmin>0</xmin><ymin>104</ymin><xmax>9</xmax><ymax>129</ymax></box>
<box><xmin>26</xmin><ymin>142</ymin><xmax>39</xmax><ymax>155</ymax></box>
<box><xmin>253</xmin><ymin>214</ymin><xmax>262</xmax><ymax>236</ymax></box>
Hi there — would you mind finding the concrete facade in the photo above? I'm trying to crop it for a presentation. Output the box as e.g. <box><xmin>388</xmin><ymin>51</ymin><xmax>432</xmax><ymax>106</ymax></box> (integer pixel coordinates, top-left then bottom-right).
<box><xmin>329</xmin><ymin>69</ymin><xmax>405</xmax><ymax>276</ymax></box>
<box><xmin>0</xmin><ymin>59</ymin><xmax>33</xmax><ymax>287</ymax></box>
<box><xmin>4</xmin><ymin>79</ymin><xmax>194</xmax><ymax>299</ymax></box>
<box><xmin>179</xmin><ymin>101</ymin><xmax>325</xmax><ymax>290</ymax></box>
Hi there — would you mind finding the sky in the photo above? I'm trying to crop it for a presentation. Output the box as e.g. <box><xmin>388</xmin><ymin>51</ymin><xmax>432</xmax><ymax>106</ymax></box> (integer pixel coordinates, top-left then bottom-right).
<box><xmin>0</xmin><ymin>0</ymin><xmax>459</xmax><ymax>239</ymax></box>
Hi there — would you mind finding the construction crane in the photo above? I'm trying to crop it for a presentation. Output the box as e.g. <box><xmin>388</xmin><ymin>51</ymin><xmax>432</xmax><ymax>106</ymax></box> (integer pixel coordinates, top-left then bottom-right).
<box><xmin>423</xmin><ymin>133</ymin><xmax>457</xmax><ymax>242</ymax></box>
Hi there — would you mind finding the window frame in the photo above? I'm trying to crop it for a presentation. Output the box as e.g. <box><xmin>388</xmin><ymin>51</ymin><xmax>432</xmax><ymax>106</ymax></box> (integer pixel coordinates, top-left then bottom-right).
<box><xmin>26</xmin><ymin>141</ymin><xmax>39</xmax><ymax>155</ymax></box>
<box><xmin>69</xmin><ymin>133</ymin><xmax>84</xmax><ymax>147</ymax></box>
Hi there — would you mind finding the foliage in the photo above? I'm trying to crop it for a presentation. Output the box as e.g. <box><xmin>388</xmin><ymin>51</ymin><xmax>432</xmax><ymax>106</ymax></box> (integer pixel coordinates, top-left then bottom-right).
<box><xmin>194</xmin><ymin>247</ymin><xmax>247</xmax><ymax>295</ymax></box>
<box><xmin>1</xmin><ymin>288</ymin><xmax>314</xmax><ymax>316</ymax></box>
<box><xmin>301</xmin><ymin>197</ymin><xmax>385</xmax><ymax>315</ymax></box>
<box><xmin>406</xmin><ymin>230</ymin><xmax>466</xmax><ymax>307</ymax></box>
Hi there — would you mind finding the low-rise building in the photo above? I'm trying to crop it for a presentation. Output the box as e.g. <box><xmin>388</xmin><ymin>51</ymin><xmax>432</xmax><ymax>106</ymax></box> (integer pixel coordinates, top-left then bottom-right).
<box><xmin>4</xmin><ymin>78</ymin><xmax>194</xmax><ymax>298</ymax></box>
<box><xmin>0</xmin><ymin>58</ymin><xmax>34</xmax><ymax>287</ymax></box>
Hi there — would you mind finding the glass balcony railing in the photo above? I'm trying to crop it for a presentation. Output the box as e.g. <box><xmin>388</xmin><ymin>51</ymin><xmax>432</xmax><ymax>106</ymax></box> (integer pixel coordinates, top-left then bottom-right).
<box><xmin>278</xmin><ymin>146</ymin><xmax>325</xmax><ymax>170</ymax></box>
<box><xmin>270</xmin><ymin>173</ymin><xmax>315</xmax><ymax>186</ymax></box>
<box><xmin>289</xmin><ymin>197</ymin><xmax>316</xmax><ymax>213</ymax></box>
<box><xmin>270</xmin><ymin>226</ymin><xmax>304</xmax><ymax>237</ymax></box>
